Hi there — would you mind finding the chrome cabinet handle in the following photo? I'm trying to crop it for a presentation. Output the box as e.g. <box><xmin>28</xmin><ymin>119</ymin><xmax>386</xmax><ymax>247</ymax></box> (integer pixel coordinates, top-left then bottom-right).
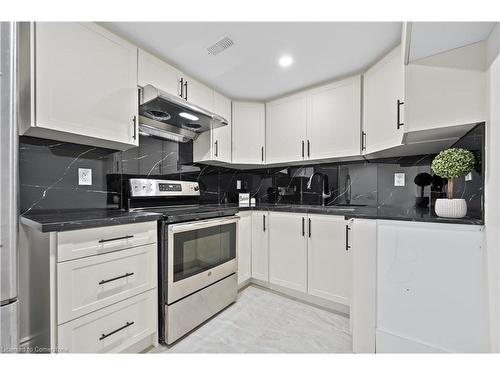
<box><xmin>99</xmin><ymin>321</ymin><xmax>134</xmax><ymax>341</ymax></box>
<box><xmin>397</xmin><ymin>99</ymin><xmax>404</xmax><ymax>129</ymax></box>
<box><xmin>214</xmin><ymin>140</ymin><xmax>218</xmax><ymax>157</ymax></box>
<box><xmin>308</xmin><ymin>218</ymin><xmax>311</xmax><ymax>238</ymax></box>
<box><xmin>307</xmin><ymin>140</ymin><xmax>310</xmax><ymax>158</ymax></box>
<box><xmin>302</xmin><ymin>217</ymin><xmax>305</xmax><ymax>237</ymax></box>
<box><xmin>263</xmin><ymin>214</ymin><xmax>266</xmax><ymax>232</ymax></box>
<box><xmin>99</xmin><ymin>272</ymin><xmax>134</xmax><ymax>285</ymax></box>
<box><xmin>302</xmin><ymin>141</ymin><xmax>305</xmax><ymax>158</ymax></box>
<box><xmin>261</xmin><ymin>146</ymin><xmax>264</xmax><ymax>162</ymax></box>
<box><xmin>184</xmin><ymin>81</ymin><xmax>188</xmax><ymax>100</ymax></box>
<box><xmin>361</xmin><ymin>131</ymin><xmax>366</xmax><ymax>151</ymax></box>
<box><xmin>98</xmin><ymin>235</ymin><xmax>134</xmax><ymax>243</ymax></box>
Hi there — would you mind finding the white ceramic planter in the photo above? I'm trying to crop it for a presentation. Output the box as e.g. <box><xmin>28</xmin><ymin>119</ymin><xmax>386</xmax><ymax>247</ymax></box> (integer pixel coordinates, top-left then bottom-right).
<box><xmin>435</xmin><ymin>198</ymin><xmax>467</xmax><ymax>218</ymax></box>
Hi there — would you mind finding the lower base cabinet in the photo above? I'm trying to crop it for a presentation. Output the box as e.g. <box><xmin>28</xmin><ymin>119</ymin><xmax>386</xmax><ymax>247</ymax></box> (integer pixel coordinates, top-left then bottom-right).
<box><xmin>237</xmin><ymin>212</ymin><xmax>252</xmax><ymax>286</ymax></box>
<box><xmin>58</xmin><ymin>289</ymin><xmax>157</xmax><ymax>353</ymax></box>
<box><xmin>269</xmin><ymin>212</ymin><xmax>307</xmax><ymax>293</ymax></box>
<box><xmin>266</xmin><ymin>212</ymin><xmax>352</xmax><ymax>303</ymax></box>
<box><xmin>251</xmin><ymin>211</ymin><xmax>269</xmax><ymax>282</ymax></box>
<box><xmin>307</xmin><ymin>214</ymin><xmax>352</xmax><ymax>305</ymax></box>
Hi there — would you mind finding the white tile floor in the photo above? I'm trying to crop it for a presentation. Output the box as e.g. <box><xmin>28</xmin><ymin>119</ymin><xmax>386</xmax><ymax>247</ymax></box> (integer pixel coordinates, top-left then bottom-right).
<box><xmin>150</xmin><ymin>285</ymin><xmax>352</xmax><ymax>353</ymax></box>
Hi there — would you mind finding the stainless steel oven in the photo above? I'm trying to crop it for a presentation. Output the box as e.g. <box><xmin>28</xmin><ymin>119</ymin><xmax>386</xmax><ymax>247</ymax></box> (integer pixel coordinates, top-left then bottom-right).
<box><xmin>125</xmin><ymin>178</ymin><xmax>240</xmax><ymax>345</ymax></box>
<box><xmin>166</xmin><ymin>216</ymin><xmax>239</xmax><ymax>304</ymax></box>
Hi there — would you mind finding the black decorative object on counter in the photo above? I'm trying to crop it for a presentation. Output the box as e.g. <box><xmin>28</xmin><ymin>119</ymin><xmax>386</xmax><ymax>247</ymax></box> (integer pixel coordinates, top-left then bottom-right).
<box><xmin>414</xmin><ymin>172</ymin><xmax>432</xmax><ymax>208</ymax></box>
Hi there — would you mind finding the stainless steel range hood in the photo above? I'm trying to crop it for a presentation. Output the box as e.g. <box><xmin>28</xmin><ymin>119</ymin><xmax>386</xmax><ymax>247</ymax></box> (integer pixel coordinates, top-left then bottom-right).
<box><xmin>138</xmin><ymin>84</ymin><xmax>228</xmax><ymax>143</ymax></box>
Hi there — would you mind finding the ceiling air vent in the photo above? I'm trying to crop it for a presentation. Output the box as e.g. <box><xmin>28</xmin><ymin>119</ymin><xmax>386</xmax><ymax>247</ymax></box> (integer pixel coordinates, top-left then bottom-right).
<box><xmin>207</xmin><ymin>36</ymin><xmax>234</xmax><ymax>56</ymax></box>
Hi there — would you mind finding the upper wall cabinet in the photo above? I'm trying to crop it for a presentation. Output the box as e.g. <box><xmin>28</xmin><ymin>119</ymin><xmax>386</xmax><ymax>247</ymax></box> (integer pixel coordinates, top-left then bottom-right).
<box><xmin>266</xmin><ymin>92</ymin><xmax>308</xmax><ymax>164</ymax></box>
<box><xmin>181</xmin><ymin>74</ymin><xmax>214</xmax><ymax>112</ymax></box>
<box><xmin>193</xmin><ymin>90</ymin><xmax>232</xmax><ymax>164</ymax></box>
<box><xmin>266</xmin><ymin>76</ymin><xmax>362</xmax><ymax>164</ymax></box>
<box><xmin>138</xmin><ymin>50</ymin><xmax>213</xmax><ymax>111</ymax></box>
<box><xmin>405</xmin><ymin>62</ymin><xmax>486</xmax><ymax>133</ymax></box>
<box><xmin>307</xmin><ymin>76</ymin><xmax>361</xmax><ymax>160</ymax></box>
<box><xmin>138</xmin><ymin>49</ymin><xmax>181</xmax><ymax>97</ymax></box>
<box><xmin>232</xmin><ymin>102</ymin><xmax>266</xmax><ymax>164</ymax></box>
<box><xmin>19</xmin><ymin>22</ymin><xmax>139</xmax><ymax>150</ymax></box>
<box><xmin>363</xmin><ymin>45</ymin><xmax>405</xmax><ymax>154</ymax></box>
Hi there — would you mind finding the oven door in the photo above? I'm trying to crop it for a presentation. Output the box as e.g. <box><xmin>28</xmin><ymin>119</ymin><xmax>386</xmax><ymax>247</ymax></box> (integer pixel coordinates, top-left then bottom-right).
<box><xmin>166</xmin><ymin>216</ymin><xmax>239</xmax><ymax>304</ymax></box>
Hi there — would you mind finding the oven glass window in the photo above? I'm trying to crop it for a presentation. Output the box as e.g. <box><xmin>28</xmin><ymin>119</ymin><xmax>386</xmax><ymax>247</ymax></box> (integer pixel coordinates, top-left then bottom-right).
<box><xmin>173</xmin><ymin>223</ymin><xmax>236</xmax><ymax>282</ymax></box>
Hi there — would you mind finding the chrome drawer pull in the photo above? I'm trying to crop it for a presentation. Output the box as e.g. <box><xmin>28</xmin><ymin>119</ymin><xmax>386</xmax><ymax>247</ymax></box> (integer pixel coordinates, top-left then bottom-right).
<box><xmin>99</xmin><ymin>321</ymin><xmax>134</xmax><ymax>341</ymax></box>
<box><xmin>99</xmin><ymin>272</ymin><xmax>134</xmax><ymax>285</ymax></box>
<box><xmin>98</xmin><ymin>235</ymin><xmax>134</xmax><ymax>243</ymax></box>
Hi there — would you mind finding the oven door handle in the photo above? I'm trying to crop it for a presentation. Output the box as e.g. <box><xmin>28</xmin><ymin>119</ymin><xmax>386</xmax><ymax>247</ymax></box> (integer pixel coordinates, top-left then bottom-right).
<box><xmin>169</xmin><ymin>216</ymin><xmax>240</xmax><ymax>234</ymax></box>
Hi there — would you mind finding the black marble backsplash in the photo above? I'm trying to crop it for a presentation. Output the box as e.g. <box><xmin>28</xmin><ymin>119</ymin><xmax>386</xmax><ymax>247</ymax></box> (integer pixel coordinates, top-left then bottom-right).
<box><xmin>19</xmin><ymin>124</ymin><xmax>485</xmax><ymax>221</ymax></box>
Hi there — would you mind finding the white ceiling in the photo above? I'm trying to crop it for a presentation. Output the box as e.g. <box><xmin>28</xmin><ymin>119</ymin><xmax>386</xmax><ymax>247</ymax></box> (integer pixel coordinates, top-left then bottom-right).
<box><xmin>103</xmin><ymin>22</ymin><xmax>402</xmax><ymax>100</ymax></box>
<box><xmin>409</xmin><ymin>22</ymin><xmax>496</xmax><ymax>62</ymax></box>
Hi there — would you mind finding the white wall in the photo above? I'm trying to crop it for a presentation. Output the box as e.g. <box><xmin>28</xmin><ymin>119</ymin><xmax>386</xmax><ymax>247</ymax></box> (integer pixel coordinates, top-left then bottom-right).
<box><xmin>486</xmin><ymin>22</ymin><xmax>500</xmax><ymax>353</ymax></box>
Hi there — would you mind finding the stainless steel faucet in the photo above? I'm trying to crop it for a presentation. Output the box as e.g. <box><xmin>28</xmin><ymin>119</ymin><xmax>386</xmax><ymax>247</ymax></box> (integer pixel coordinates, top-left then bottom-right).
<box><xmin>306</xmin><ymin>172</ymin><xmax>332</xmax><ymax>206</ymax></box>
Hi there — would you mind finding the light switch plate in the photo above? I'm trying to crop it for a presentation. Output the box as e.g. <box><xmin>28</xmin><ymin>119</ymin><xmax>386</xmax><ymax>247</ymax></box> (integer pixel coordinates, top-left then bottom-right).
<box><xmin>78</xmin><ymin>168</ymin><xmax>92</xmax><ymax>185</ymax></box>
<box><xmin>465</xmin><ymin>172</ymin><xmax>472</xmax><ymax>181</ymax></box>
<box><xmin>394</xmin><ymin>172</ymin><xmax>405</xmax><ymax>187</ymax></box>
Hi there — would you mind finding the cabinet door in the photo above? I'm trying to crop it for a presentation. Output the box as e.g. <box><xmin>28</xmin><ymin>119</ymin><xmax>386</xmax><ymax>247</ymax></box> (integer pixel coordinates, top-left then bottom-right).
<box><xmin>307</xmin><ymin>214</ymin><xmax>352</xmax><ymax>305</ymax></box>
<box><xmin>251</xmin><ymin>212</ymin><xmax>269</xmax><ymax>282</ymax></box>
<box><xmin>138</xmin><ymin>49</ymin><xmax>181</xmax><ymax>97</ymax></box>
<box><xmin>266</xmin><ymin>93</ymin><xmax>307</xmax><ymax>164</ymax></box>
<box><xmin>307</xmin><ymin>76</ymin><xmax>361</xmax><ymax>159</ymax></box>
<box><xmin>351</xmin><ymin>219</ymin><xmax>377</xmax><ymax>353</ymax></box>
<box><xmin>269</xmin><ymin>212</ymin><xmax>307</xmax><ymax>293</ymax></box>
<box><xmin>183</xmin><ymin>75</ymin><xmax>213</xmax><ymax>111</ymax></box>
<box><xmin>212</xmin><ymin>91</ymin><xmax>232</xmax><ymax>163</ymax></box>
<box><xmin>363</xmin><ymin>45</ymin><xmax>404</xmax><ymax>154</ymax></box>
<box><xmin>237</xmin><ymin>212</ymin><xmax>252</xmax><ymax>285</ymax></box>
<box><xmin>232</xmin><ymin>102</ymin><xmax>266</xmax><ymax>164</ymax></box>
<box><xmin>34</xmin><ymin>22</ymin><xmax>138</xmax><ymax>149</ymax></box>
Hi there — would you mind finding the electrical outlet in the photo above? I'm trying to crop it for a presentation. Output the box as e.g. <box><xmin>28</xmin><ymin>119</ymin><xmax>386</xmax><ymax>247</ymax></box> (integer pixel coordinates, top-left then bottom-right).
<box><xmin>465</xmin><ymin>172</ymin><xmax>472</xmax><ymax>181</ymax></box>
<box><xmin>78</xmin><ymin>168</ymin><xmax>92</xmax><ymax>185</ymax></box>
<box><xmin>236</xmin><ymin>180</ymin><xmax>241</xmax><ymax>190</ymax></box>
<box><xmin>394</xmin><ymin>172</ymin><xmax>405</xmax><ymax>187</ymax></box>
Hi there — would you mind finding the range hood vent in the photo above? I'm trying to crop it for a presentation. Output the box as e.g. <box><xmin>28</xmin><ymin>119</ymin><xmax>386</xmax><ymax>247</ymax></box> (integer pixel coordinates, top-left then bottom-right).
<box><xmin>138</xmin><ymin>85</ymin><xmax>228</xmax><ymax>143</ymax></box>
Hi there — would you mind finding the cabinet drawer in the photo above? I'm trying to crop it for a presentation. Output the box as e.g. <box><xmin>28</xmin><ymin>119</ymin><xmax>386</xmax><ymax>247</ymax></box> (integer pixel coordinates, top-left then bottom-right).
<box><xmin>57</xmin><ymin>244</ymin><xmax>157</xmax><ymax>324</ymax></box>
<box><xmin>58</xmin><ymin>289</ymin><xmax>157</xmax><ymax>353</ymax></box>
<box><xmin>57</xmin><ymin>221</ymin><xmax>157</xmax><ymax>262</ymax></box>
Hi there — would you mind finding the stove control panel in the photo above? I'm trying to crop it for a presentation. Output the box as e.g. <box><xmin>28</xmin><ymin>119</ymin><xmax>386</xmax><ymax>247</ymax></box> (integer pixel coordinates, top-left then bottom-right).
<box><xmin>129</xmin><ymin>178</ymin><xmax>200</xmax><ymax>197</ymax></box>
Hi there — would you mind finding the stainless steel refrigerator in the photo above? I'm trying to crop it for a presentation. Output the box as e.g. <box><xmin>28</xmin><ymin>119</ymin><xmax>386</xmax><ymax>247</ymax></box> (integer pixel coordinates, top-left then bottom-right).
<box><xmin>0</xmin><ymin>21</ymin><xmax>19</xmax><ymax>352</ymax></box>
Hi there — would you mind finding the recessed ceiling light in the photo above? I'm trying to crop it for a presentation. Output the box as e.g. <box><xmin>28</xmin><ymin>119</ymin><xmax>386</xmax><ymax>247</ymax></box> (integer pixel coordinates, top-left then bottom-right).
<box><xmin>279</xmin><ymin>55</ymin><xmax>294</xmax><ymax>68</ymax></box>
<box><xmin>179</xmin><ymin>112</ymin><xmax>199</xmax><ymax>121</ymax></box>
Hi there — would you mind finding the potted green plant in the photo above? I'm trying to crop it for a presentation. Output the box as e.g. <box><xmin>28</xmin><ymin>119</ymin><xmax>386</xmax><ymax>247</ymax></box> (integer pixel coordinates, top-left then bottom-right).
<box><xmin>431</xmin><ymin>148</ymin><xmax>475</xmax><ymax>218</ymax></box>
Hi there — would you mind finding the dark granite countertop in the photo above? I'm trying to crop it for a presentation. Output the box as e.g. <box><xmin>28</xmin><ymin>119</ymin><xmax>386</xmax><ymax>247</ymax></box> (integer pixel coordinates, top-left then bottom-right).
<box><xmin>237</xmin><ymin>204</ymin><xmax>484</xmax><ymax>225</ymax></box>
<box><xmin>21</xmin><ymin>209</ymin><xmax>163</xmax><ymax>233</ymax></box>
<box><xmin>21</xmin><ymin>202</ymin><xmax>483</xmax><ymax>233</ymax></box>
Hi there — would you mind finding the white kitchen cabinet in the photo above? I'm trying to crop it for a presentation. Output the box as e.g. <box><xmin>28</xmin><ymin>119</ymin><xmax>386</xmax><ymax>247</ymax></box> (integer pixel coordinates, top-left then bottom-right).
<box><xmin>376</xmin><ymin>221</ymin><xmax>488</xmax><ymax>353</ymax></box>
<box><xmin>138</xmin><ymin>49</ymin><xmax>181</xmax><ymax>97</ymax></box>
<box><xmin>18</xmin><ymin>22</ymin><xmax>139</xmax><ymax>151</ymax></box>
<box><xmin>269</xmin><ymin>212</ymin><xmax>308</xmax><ymax>293</ymax></box>
<box><xmin>237</xmin><ymin>212</ymin><xmax>252</xmax><ymax>286</ymax></box>
<box><xmin>193</xmin><ymin>91</ymin><xmax>232</xmax><ymax>163</ymax></box>
<box><xmin>232</xmin><ymin>102</ymin><xmax>266</xmax><ymax>164</ymax></box>
<box><xmin>251</xmin><ymin>211</ymin><xmax>269</xmax><ymax>282</ymax></box>
<box><xmin>350</xmin><ymin>219</ymin><xmax>377</xmax><ymax>354</ymax></box>
<box><xmin>182</xmin><ymin>74</ymin><xmax>213</xmax><ymax>111</ymax></box>
<box><xmin>307</xmin><ymin>76</ymin><xmax>361</xmax><ymax>159</ymax></box>
<box><xmin>307</xmin><ymin>214</ymin><xmax>351</xmax><ymax>305</ymax></box>
<box><xmin>405</xmin><ymin>63</ymin><xmax>486</xmax><ymax>132</ymax></box>
<box><xmin>363</xmin><ymin>44</ymin><xmax>405</xmax><ymax>154</ymax></box>
<box><xmin>19</xmin><ymin>221</ymin><xmax>158</xmax><ymax>353</ymax></box>
<box><xmin>266</xmin><ymin>93</ymin><xmax>308</xmax><ymax>164</ymax></box>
